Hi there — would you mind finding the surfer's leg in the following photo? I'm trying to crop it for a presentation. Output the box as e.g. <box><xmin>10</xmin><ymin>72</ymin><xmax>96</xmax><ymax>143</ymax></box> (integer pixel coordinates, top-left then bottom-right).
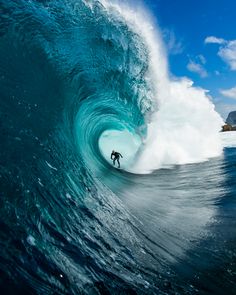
<box><xmin>117</xmin><ymin>158</ymin><xmax>120</xmax><ymax>168</ymax></box>
<box><xmin>113</xmin><ymin>158</ymin><xmax>115</xmax><ymax>166</ymax></box>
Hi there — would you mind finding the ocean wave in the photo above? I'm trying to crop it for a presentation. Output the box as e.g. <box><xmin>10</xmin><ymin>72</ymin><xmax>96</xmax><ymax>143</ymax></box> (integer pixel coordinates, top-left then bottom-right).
<box><xmin>0</xmin><ymin>1</ymin><xmax>233</xmax><ymax>294</ymax></box>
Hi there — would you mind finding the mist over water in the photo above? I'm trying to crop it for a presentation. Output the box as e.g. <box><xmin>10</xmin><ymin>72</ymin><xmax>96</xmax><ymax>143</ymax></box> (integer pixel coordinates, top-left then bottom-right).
<box><xmin>0</xmin><ymin>0</ymin><xmax>235</xmax><ymax>294</ymax></box>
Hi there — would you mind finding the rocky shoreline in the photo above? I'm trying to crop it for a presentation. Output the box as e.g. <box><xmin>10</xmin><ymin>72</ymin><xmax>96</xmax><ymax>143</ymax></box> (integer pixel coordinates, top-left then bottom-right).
<box><xmin>222</xmin><ymin>111</ymin><xmax>236</xmax><ymax>132</ymax></box>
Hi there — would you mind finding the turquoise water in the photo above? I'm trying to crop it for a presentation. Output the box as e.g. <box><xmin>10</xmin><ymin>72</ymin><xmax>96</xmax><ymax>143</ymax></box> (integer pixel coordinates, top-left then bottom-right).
<box><xmin>0</xmin><ymin>0</ymin><xmax>236</xmax><ymax>294</ymax></box>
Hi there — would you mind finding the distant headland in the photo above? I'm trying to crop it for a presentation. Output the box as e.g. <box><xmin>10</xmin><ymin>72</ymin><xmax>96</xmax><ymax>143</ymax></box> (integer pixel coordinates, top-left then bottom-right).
<box><xmin>222</xmin><ymin>111</ymin><xmax>236</xmax><ymax>132</ymax></box>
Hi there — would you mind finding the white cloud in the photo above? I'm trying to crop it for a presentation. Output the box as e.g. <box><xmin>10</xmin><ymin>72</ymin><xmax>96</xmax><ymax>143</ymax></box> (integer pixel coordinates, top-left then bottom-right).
<box><xmin>220</xmin><ymin>86</ymin><xmax>236</xmax><ymax>99</ymax></box>
<box><xmin>205</xmin><ymin>37</ymin><xmax>236</xmax><ymax>71</ymax></box>
<box><xmin>218</xmin><ymin>40</ymin><xmax>236</xmax><ymax>70</ymax></box>
<box><xmin>204</xmin><ymin>36</ymin><xmax>226</xmax><ymax>44</ymax></box>
<box><xmin>198</xmin><ymin>54</ymin><xmax>206</xmax><ymax>64</ymax></box>
<box><xmin>187</xmin><ymin>60</ymin><xmax>208</xmax><ymax>78</ymax></box>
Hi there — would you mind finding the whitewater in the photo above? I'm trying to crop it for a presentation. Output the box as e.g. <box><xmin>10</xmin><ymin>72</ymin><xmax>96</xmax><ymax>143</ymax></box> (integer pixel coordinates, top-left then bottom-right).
<box><xmin>0</xmin><ymin>0</ymin><xmax>236</xmax><ymax>294</ymax></box>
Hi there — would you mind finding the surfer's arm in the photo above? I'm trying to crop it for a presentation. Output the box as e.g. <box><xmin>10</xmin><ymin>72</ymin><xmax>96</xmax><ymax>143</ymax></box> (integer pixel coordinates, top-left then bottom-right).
<box><xmin>119</xmin><ymin>153</ymin><xmax>123</xmax><ymax>158</ymax></box>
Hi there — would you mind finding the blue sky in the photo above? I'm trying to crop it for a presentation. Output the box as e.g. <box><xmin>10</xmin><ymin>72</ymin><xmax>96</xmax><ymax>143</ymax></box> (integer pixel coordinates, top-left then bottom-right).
<box><xmin>143</xmin><ymin>0</ymin><xmax>236</xmax><ymax>120</ymax></box>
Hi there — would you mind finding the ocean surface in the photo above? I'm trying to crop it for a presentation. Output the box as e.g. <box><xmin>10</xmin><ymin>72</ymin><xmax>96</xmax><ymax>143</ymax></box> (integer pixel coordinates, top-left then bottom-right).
<box><xmin>1</xmin><ymin>0</ymin><xmax>236</xmax><ymax>294</ymax></box>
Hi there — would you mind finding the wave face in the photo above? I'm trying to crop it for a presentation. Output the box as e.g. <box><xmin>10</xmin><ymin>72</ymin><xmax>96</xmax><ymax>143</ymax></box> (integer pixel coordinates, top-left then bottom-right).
<box><xmin>72</xmin><ymin>0</ymin><xmax>224</xmax><ymax>173</ymax></box>
<box><xmin>1</xmin><ymin>0</ymin><xmax>236</xmax><ymax>294</ymax></box>
<box><xmin>0</xmin><ymin>0</ymin><xmax>222</xmax><ymax>175</ymax></box>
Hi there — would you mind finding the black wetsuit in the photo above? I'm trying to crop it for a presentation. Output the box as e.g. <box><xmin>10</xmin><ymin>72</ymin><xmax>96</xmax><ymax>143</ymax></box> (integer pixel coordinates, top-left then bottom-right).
<box><xmin>111</xmin><ymin>151</ymin><xmax>123</xmax><ymax>168</ymax></box>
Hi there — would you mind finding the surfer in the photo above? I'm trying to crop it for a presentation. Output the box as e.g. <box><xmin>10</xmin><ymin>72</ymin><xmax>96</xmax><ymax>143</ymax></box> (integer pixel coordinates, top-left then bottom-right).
<box><xmin>111</xmin><ymin>150</ymin><xmax>123</xmax><ymax>168</ymax></box>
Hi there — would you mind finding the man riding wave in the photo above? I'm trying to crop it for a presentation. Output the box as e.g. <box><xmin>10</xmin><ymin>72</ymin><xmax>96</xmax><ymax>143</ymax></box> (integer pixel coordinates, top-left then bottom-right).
<box><xmin>111</xmin><ymin>150</ymin><xmax>123</xmax><ymax>168</ymax></box>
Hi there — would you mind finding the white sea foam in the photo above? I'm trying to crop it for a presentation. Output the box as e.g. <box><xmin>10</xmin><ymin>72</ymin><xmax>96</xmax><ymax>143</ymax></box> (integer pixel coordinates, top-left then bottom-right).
<box><xmin>101</xmin><ymin>0</ymin><xmax>224</xmax><ymax>173</ymax></box>
<box><xmin>220</xmin><ymin>131</ymin><xmax>236</xmax><ymax>148</ymax></box>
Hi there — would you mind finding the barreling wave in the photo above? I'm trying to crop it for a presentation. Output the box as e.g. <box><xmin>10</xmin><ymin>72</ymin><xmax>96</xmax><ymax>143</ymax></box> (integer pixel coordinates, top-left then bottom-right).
<box><xmin>74</xmin><ymin>0</ymin><xmax>223</xmax><ymax>173</ymax></box>
<box><xmin>72</xmin><ymin>0</ymin><xmax>224</xmax><ymax>174</ymax></box>
<box><xmin>0</xmin><ymin>0</ymin><xmax>231</xmax><ymax>294</ymax></box>
<box><xmin>0</xmin><ymin>0</ymin><xmax>222</xmax><ymax>175</ymax></box>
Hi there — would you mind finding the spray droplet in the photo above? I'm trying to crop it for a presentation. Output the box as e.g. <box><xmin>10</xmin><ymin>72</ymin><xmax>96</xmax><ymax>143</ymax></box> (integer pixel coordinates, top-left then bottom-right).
<box><xmin>27</xmin><ymin>235</ymin><xmax>36</xmax><ymax>246</ymax></box>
